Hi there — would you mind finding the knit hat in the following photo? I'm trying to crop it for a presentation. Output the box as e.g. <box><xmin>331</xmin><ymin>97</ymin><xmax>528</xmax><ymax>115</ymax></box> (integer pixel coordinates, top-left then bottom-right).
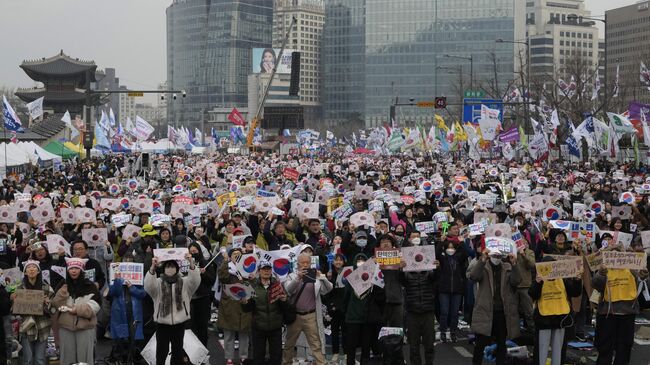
<box><xmin>22</xmin><ymin>260</ymin><xmax>40</xmax><ymax>273</ymax></box>
<box><xmin>65</xmin><ymin>257</ymin><xmax>87</xmax><ymax>270</ymax></box>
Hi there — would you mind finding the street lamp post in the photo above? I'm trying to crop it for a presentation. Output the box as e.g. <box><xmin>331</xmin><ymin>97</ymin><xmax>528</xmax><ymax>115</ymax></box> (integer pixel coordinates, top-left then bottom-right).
<box><xmin>443</xmin><ymin>54</ymin><xmax>473</xmax><ymax>90</ymax></box>
<box><xmin>437</xmin><ymin>66</ymin><xmax>463</xmax><ymax>121</ymax></box>
<box><xmin>496</xmin><ymin>38</ymin><xmax>531</xmax><ymax>132</ymax></box>
<box><xmin>568</xmin><ymin>14</ymin><xmax>608</xmax><ymax>115</ymax></box>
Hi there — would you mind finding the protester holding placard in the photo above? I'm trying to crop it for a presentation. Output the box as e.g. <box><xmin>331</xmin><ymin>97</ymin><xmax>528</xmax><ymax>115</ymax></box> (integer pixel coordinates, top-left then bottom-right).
<box><xmin>107</xmin><ymin>258</ymin><xmax>146</xmax><ymax>363</ymax></box>
<box><xmin>436</xmin><ymin>238</ymin><xmax>469</xmax><ymax>343</ymax></box>
<box><xmin>52</xmin><ymin>257</ymin><xmax>101</xmax><ymax>365</ymax></box>
<box><xmin>217</xmin><ymin>247</ymin><xmax>253</xmax><ymax>365</ymax></box>
<box><xmin>241</xmin><ymin>260</ymin><xmax>286</xmax><ymax>365</ymax></box>
<box><xmin>515</xmin><ymin>237</ymin><xmax>536</xmax><ymax>333</ymax></box>
<box><xmin>341</xmin><ymin>253</ymin><xmax>373</xmax><ymax>365</ymax></box>
<box><xmin>58</xmin><ymin>240</ymin><xmax>106</xmax><ymax>290</ymax></box>
<box><xmin>12</xmin><ymin>260</ymin><xmax>54</xmax><ymax>365</ymax></box>
<box><xmin>144</xmin><ymin>252</ymin><xmax>200</xmax><ymax>365</ymax></box>
<box><xmin>468</xmin><ymin>247</ymin><xmax>521</xmax><ymax>365</ymax></box>
<box><xmin>376</xmin><ymin>234</ymin><xmax>404</xmax><ymax>328</ymax></box>
<box><xmin>529</xmin><ymin>256</ymin><xmax>582</xmax><ymax>365</ymax></box>
<box><xmin>399</xmin><ymin>252</ymin><xmax>439</xmax><ymax>365</ymax></box>
<box><xmin>188</xmin><ymin>241</ymin><xmax>216</xmax><ymax>346</ymax></box>
<box><xmin>592</xmin><ymin>246</ymin><xmax>649</xmax><ymax>365</ymax></box>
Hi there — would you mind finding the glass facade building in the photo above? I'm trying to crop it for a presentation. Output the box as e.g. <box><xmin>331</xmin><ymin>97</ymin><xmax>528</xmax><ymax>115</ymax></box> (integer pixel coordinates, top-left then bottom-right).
<box><xmin>167</xmin><ymin>0</ymin><xmax>273</xmax><ymax>128</ymax></box>
<box><xmin>324</xmin><ymin>0</ymin><xmax>523</xmax><ymax>124</ymax></box>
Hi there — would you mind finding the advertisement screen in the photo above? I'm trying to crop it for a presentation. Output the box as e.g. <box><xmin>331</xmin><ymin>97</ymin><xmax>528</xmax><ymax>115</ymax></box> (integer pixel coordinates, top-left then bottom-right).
<box><xmin>252</xmin><ymin>48</ymin><xmax>295</xmax><ymax>74</ymax></box>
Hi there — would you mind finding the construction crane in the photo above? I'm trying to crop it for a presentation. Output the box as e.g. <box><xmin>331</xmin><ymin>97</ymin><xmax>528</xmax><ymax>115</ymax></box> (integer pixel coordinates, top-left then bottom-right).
<box><xmin>247</xmin><ymin>16</ymin><xmax>297</xmax><ymax>147</ymax></box>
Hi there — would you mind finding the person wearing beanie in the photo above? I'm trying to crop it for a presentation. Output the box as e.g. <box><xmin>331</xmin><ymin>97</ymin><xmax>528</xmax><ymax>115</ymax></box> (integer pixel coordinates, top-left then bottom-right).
<box><xmin>57</xmin><ymin>240</ymin><xmax>106</xmax><ymax>290</ymax></box>
<box><xmin>52</xmin><ymin>257</ymin><xmax>101</xmax><ymax>365</ymax></box>
<box><xmin>12</xmin><ymin>260</ymin><xmax>55</xmax><ymax>365</ymax></box>
<box><xmin>144</xmin><ymin>252</ymin><xmax>200</xmax><ymax>365</ymax></box>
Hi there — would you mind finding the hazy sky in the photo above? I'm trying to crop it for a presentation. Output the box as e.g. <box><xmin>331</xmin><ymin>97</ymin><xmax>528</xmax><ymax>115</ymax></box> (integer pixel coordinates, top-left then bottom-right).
<box><xmin>0</xmin><ymin>0</ymin><xmax>638</xmax><ymax>102</ymax></box>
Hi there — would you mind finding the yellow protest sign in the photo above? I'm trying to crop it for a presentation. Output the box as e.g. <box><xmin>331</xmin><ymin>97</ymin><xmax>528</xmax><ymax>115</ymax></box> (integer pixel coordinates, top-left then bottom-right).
<box><xmin>217</xmin><ymin>192</ymin><xmax>237</xmax><ymax>207</ymax></box>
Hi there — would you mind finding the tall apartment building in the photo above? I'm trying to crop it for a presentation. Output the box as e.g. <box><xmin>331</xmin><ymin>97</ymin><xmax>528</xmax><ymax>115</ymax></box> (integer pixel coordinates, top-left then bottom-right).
<box><xmin>166</xmin><ymin>0</ymin><xmax>273</xmax><ymax>129</ymax></box>
<box><xmin>118</xmin><ymin>86</ymin><xmax>136</xmax><ymax>123</ymax></box>
<box><xmin>526</xmin><ymin>0</ymin><xmax>601</xmax><ymax>78</ymax></box>
<box><xmin>606</xmin><ymin>1</ymin><xmax>650</xmax><ymax>105</ymax></box>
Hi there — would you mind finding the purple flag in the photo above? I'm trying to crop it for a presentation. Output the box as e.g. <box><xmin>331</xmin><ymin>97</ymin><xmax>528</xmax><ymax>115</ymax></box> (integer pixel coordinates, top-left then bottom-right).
<box><xmin>628</xmin><ymin>101</ymin><xmax>650</xmax><ymax>123</ymax></box>
<box><xmin>498</xmin><ymin>127</ymin><xmax>520</xmax><ymax>143</ymax></box>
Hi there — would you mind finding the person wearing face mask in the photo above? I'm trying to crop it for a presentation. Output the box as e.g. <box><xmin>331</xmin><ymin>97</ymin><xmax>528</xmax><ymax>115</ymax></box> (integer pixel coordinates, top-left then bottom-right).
<box><xmin>144</xmin><ymin>252</ymin><xmax>200</xmax><ymax>365</ymax></box>
<box><xmin>340</xmin><ymin>229</ymin><xmax>375</xmax><ymax>265</ymax></box>
<box><xmin>341</xmin><ymin>253</ymin><xmax>373</xmax><ymax>365</ymax></box>
<box><xmin>403</xmin><ymin>231</ymin><xmax>423</xmax><ymax>248</ymax></box>
<box><xmin>467</xmin><ymin>247</ymin><xmax>521</xmax><ymax>365</ymax></box>
<box><xmin>52</xmin><ymin>257</ymin><xmax>101</xmax><ymax>365</ymax></box>
<box><xmin>187</xmin><ymin>242</ymin><xmax>216</xmax><ymax>346</ymax></box>
<box><xmin>436</xmin><ymin>240</ymin><xmax>468</xmax><ymax>343</ymax></box>
<box><xmin>399</xmin><ymin>248</ymin><xmax>440</xmax><ymax>365</ymax></box>
<box><xmin>592</xmin><ymin>245</ymin><xmax>649</xmax><ymax>365</ymax></box>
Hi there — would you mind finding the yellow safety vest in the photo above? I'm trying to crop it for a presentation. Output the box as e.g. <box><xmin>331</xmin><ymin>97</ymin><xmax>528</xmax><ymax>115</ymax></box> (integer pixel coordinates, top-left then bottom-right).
<box><xmin>538</xmin><ymin>279</ymin><xmax>570</xmax><ymax>316</ymax></box>
<box><xmin>603</xmin><ymin>269</ymin><xmax>637</xmax><ymax>302</ymax></box>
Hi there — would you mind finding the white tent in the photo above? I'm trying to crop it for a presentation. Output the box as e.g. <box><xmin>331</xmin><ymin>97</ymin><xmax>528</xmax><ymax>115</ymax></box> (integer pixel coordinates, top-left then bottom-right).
<box><xmin>0</xmin><ymin>143</ymin><xmax>32</xmax><ymax>166</ymax></box>
<box><xmin>17</xmin><ymin>142</ymin><xmax>62</xmax><ymax>163</ymax></box>
<box><xmin>138</xmin><ymin>139</ymin><xmax>181</xmax><ymax>153</ymax></box>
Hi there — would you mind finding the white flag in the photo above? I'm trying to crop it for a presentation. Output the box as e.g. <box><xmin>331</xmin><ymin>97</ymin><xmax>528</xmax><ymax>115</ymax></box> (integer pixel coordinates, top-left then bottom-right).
<box><xmin>641</xmin><ymin>62</ymin><xmax>650</xmax><ymax>91</ymax></box>
<box><xmin>134</xmin><ymin>116</ymin><xmax>155</xmax><ymax>140</ymax></box>
<box><xmin>26</xmin><ymin>96</ymin><xmax>44</xmax><ymax>119</ymax></box>
<box><xmin>61</xmin><ymin>111</ymin><xmax>79</xmax><ymax>140</ymax></box>
<box><xmin>591</xmin><ymin>69</ymin><xmax>601</xmax><ymax>101</ymax></box>
<box><xmin>125</xmin><ymin>117</ymin><xmax>135</xmax><ymax>136</ymax></box>
<box><xmin>550</xmin><ymin>109</ymin><xmax>560</xmax><ymax>128</ymax></box>
<box><xmin>613</xmin><ymin>64</ymin><xmax>620</xmax><ymax>98</ymax></box>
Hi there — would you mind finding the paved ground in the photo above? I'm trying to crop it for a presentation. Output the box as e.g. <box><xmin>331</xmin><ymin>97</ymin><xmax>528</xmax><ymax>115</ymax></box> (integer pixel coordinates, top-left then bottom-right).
<box><xmin>90</xmin><ymin>312</ymin><xmax>650</xmax><ymax>365</ymax></box>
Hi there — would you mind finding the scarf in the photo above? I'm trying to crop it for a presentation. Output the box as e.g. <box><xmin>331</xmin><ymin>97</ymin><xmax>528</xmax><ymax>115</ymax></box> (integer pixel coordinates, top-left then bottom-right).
<box><xmin>160</xmin><ymin>274</ymin><xmax>183</xmax><ymax>318</ymax></box>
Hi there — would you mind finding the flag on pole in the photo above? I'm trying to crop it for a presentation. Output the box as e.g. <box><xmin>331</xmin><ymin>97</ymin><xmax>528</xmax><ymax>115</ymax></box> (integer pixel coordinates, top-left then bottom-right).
<box><xmin>26</xmin><ymin>96</ymin><xmax>44</xmax><ymax>119</ymax></box>
<box><xmin>109</xmin><ymin>108</ymin><xmax>117</xmax><ymax>127</ymax></box>
<box><xmin>591</xmin><ymin>69</ymin><xmax>601</xmax><ymax>101</ymax></box>
<box><xmin>94</xmin><ymin>117</ymin><xmax>111</xmax><ymax>148</ymax></box>
<box><xmin>607</xmin><ymin>112</ymin><xmax>635</xmax><ymax>134</ymax></box>
<box><xmin>61</xmin><ymin>111</ymin><xmax>79</xmax><ymax>140</ymax></box>
<box><xmin>227</xmin><ymin>107</ymin><xmax>246</xmax><ymax>127</ymax></box>
<box><xmin>613</xmin><ymin>64</ymin><xmax>620</xmax><ymax>98</ymax></box>
<box><xmin>2</xmin><ymin>95</ymin><xmax>24</xmax><ymax>132</ymax></box>
<box><xmin>519</xmin><ymin>125</ymin><xmax>528</xmax><ymax>149</ymax></box>
<box><xmin>641</xmin><ymin>62</ymin><xmax>650</xmax><ymax>91</ymax></box>
<box><xmin>565</xmin><ymin>134</ymin><xmax>581</xmax><ymax>158</ymax></box>
<box><xmin>435</xmin><ymin>114</ymin><xmax>448</xmax><ymax>132</ymax></box>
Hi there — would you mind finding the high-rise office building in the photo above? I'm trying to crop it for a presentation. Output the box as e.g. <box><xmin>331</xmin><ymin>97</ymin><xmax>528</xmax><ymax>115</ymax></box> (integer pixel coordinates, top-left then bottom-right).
<box><xmin>323</xmin><ymin>0</ymin><xmax>524</xmax><ymax>125</ymax></box>
<box><xmin>606</xmin><ymin>1</ymin><xmax>650</xmax><ymax>104</ymax></box>
<box><xmin>526</xmin><ymin>0</ymin><xmax>601</xmax><ymax>77</ymax></box>
<box><xmin>166</xmin><ymin>0</ymin><xmax>273</xmax><ymax>129</ymax></box>
<box><xmin>273</xmin><ymin>0</ymin><xmax>324</xmax><ymax>109</ymax></box>
<box><xmin>322</xmin><ymin>0</ymin><xmax>365</xmax><ymax>123</ymax></box>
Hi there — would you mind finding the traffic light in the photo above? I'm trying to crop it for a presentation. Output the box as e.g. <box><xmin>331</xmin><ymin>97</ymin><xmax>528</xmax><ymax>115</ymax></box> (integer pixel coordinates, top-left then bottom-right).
<box><xmin>289</xmin><ymin>52</ymin><xmax>301</xmax><ymax>96</ymax></box>
<box><xmin>434</xmin><ymin>97</ymin><xmax>447</xmax><ymax>109</ymax></box>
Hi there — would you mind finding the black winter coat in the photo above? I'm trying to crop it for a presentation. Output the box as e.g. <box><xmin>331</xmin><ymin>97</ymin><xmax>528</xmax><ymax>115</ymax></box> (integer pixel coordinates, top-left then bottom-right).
<box><xmin>436</xmin><ymin>245</ymin><xmax>468</xmax><ymax>294</ymax></box>
<box><xmin>400</xmin><ymin>270</ymin><xmax>439</xmax><ymax>314</ymax></box>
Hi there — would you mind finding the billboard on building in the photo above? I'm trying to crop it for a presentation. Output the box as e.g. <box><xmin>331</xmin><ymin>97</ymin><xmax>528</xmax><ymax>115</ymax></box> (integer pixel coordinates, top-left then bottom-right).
<box><xmin>252</xmin><ymin>48</ymin><xmax>295</xmax><ymax>74</ymax></box>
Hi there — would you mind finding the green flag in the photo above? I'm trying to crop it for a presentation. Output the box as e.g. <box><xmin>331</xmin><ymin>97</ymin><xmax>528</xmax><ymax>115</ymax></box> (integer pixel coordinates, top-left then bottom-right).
<box><xmin>519</xmin><ymin>125</ymin><xmax>528</xmax><ymax>148</ymax></box>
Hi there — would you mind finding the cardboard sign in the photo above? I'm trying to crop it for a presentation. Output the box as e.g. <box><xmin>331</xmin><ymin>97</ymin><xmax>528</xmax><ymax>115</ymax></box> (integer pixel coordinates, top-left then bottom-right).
<box><xmin>346</xmin><ymin>258</ymin><xmax>377</xmax><ymax>297</ymax></box>
<box><xmin>283</xmin><ymin>168</ymin><xmax>300</xmax><ymax>182</ymax></box>
<box><xmin>111</xmin><ymin>213</ymin><xmax>132</xmax><ymax>228</ymax></box>
<box><xmin>349</xmin><ymin>211</ymin><xmax>375</xmax><ymax>228</ymax></box>
<box><xmin>81</xmin><ymin>228</ymin><xmax>108</xmax><ymax>247</ymax></box>
<box><xmin>485</xmin><ymin>236</ymin><xmax>515</xmax><ymax>255</ymax></box>
<box><xmin>331</xmin><ymin>202</ymin><xmax>353</xmax><ymax>220</ymax></box>
<box><xmin>602</xmin><ymin>251</ymin><xmax>647</xmax><ymax>270</ymax></box>
<box><xmin>15</xmin><ymin>193</ymin><xmax>32</xmax><ymax>201</ymax></box>
<box><xmin>268</xmin><ymin>281</ymin><xmax>285</xmax><ymax>304</ymax></box>
<box><xmin>402</xmin><ymin>245</ymin><xmax>436</xmax><ymax>272</ymax></box>
<box><xmin>232</xmin><ymin>234</ymin><xmax>251</xmax><ymax>249</ymax></box>
<box><xmin>0</xmin><ymin>205</ymin><xmax>16</xmax><ymax>223</ymax></box>
<box><xmin>149</xmin><ymin>214</ymin><xmax>172</xmax><ymax>226</ymax></box>
<box><xmin>375</xmin><ymin>249</ymin><xmax>401</xmax><ymax>270</ymax></box>
<box><xmin>46</xmin><ymin>234</ymin><xmax>70</xmax><ymax>256</ymax></box>
<box><xmin>535</xmin><ymin>256</ymin><xmax>583</xmax><ymax>280</ymax></box>
<box><xmin>484</xmin><ymin>223</ymin><xmax>512</xmax><ymax>238</ymax></box>
<box><xmin>109</xmin><ymin>262</ymin><xmax>144</xmax><ymax>286</ymax></box>
<box><xmin>569</xmin><ymin>222</ymin><xmax>596</xmax><ymax>242</ymax></box>
<box><xmin>611</xmin><ymin>206</ymin><xmax>632</xmax><ymax>220</ymax></box>
<box><xmin>122</xmin><ymin>224</ymin><xmax>142</xmax><ymax>241</ymax></box>
<box><xmin>60</xmin><ymin>208</ymin><xmax>77</xmax><ymax>224</ymax></box>
<box><xmin>31</xmin><ymin>204</ymin><xmax>55</xmax><ymax>225</ymax></box>
<box><xmin>474</xmin><ymin>212</ymin><xmax>498</xmax><ymax>225</ymax></box>
<box><xmin>153</xmin><ymin>247</ymin><xmax>188</xmax><ymax>262</ymax></box>
<box><xmin>378</xmin><ymin>327</ymin><xmax>404</xmax><ymax>339</ymax></box>
<box><xmin>75</xmin><ymin>207</ymin><xmax>96</xmax><ymax>224</ymax></box>
<box><xmin>12</xmin><ymin>289</ymin><xmax>44</xmax><ymax>315</ymax></box>
<box><xmin>415</xmin><ymin>221</ymin><xmax>437</xmax><ymax>234</ymax></box>
<box><xmin>641</xmin><ymin>231</ymin><xmax>650</xmax><ymax>249</ymax></box>
<box><xmin>586</xmin><ymin>251</ymin><xmax>603</xmax><ymax>272</ymax></box>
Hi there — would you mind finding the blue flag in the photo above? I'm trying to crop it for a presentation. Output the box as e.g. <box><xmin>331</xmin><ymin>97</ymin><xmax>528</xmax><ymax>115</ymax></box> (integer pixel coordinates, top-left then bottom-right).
<box><xmin>2</xmin><ymin>95</ymin><xmax>24</xmax><ymax>132</ymax></box>
<box><xmin>566</xmin><ymin>134</ymin><xmax>581</xmax><ymax>158</ymax></box>
<box><xmin>94</xmin><ymin>118</ymin><xmax>111</xmax><ymax>149</ymax></box>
